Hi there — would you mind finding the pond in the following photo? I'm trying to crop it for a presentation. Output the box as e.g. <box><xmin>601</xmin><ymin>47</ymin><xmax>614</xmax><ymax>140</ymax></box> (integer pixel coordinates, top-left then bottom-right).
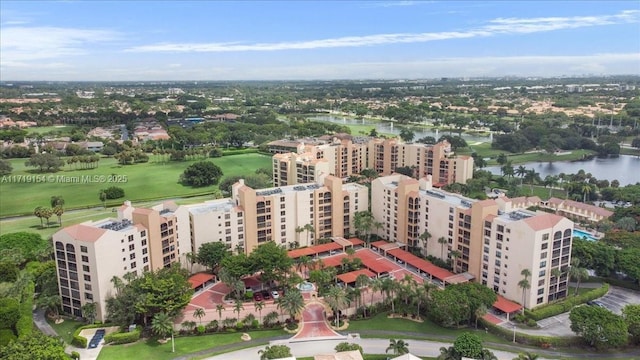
<box><xmin>485</xmin><ymin>155</ymin><xmax>640</xmax><ymax>186</ymax></box>
<box><xmin>308</xmin><ymin>115</ymin><xmax>492</xmax><ymax>144</ymax></box>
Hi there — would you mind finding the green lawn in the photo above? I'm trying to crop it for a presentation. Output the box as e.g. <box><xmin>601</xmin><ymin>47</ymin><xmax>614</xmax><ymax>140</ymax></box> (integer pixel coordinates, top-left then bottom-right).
<box><xmin>47</xmin><ymin>317</ymin><xmax>84</xmax><ymax>345</ymax></box>
<box><xmin>347</xmin><ymin>313</ymin><xmax>507</xmax><ymax>344</ymax></box>
<box><xmin>0</xmin><ymin>153</ymin><xmax>272</xmax><ymax>217</ymax></box>
<box><xmin>459</xmin><ymin>144</ymin><xmax>597</xmax><ymax>166</ymax></box>
<box><xmin>97</xmin><ymin>329</ymin><xmax>285</xmax><ymax>360</ymax></box>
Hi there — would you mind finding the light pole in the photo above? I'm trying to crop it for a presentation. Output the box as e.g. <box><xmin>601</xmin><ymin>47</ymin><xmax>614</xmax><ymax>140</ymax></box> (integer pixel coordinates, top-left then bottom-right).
<box><xmin>512</xmin><ymin>324</ymin><xmax>516</xmax><ymax>343</ymax></box>
<box><xmin>171</xmin><ymin>330</ymin><xmax>175</xmax><ymax>353</ymax></box>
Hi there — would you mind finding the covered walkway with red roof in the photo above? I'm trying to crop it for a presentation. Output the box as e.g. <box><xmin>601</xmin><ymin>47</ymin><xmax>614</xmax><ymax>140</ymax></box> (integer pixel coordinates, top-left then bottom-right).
<box><xmin>287</xmin><ymin>237</ymin><xmax>365</xmax><ymax>259</ymax></box>
<box><xmin>336</xmin><ymin>269</ymin><xmax>376</xmax><ymax>286</ymax></box>
<box><xmin>493</xmin><ymin>295</ymin><xmax>523</xmax><ymax>321</ymax></box>
<box><xmin>188</xmin><ymin>273</ymin><xmax>216</xmax><ymax>291</ymax></box>
<box><xmin>385</xmin><ymin>248</ymin><xmax>455</xmax><ymax>283</ymax></box>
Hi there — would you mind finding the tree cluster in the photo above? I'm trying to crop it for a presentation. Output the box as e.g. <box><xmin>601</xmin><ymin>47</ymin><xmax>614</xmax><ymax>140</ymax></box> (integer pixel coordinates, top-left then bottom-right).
<box><xmin>106</xmin><ymin>266</ymin><xmax>193</xmax><ymax>326</ymax></box>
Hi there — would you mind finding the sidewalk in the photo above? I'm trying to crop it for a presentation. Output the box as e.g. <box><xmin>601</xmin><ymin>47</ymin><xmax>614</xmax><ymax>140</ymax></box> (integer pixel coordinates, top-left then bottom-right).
<box><xmin>32</xmin><ymin>309</ymin><xmax>102</xmax><ymax>360</ymax></box>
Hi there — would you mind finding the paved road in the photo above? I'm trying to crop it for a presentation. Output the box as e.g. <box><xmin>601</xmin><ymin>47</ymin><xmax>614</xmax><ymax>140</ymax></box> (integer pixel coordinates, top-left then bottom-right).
<box><xmin>292</xmin><ymin>302</ymin><xmax>341</xmax><ymax>340</ymax></box>
<box><xmin>33</xmin><ymin>309</ymin><xmax>102</xmax><ymax>360</ymax></box>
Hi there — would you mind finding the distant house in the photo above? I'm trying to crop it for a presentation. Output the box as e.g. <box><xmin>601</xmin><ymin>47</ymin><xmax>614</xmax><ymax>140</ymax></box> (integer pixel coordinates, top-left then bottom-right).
<box><xmin>80</xmin><ymin>141</ymin><xmax>104</xmax><ymax>152</ymax></box>
<box><xmin>542</xmin><ymin>197</ymin><xmax>613</xmax><ymax>223</ymax></box>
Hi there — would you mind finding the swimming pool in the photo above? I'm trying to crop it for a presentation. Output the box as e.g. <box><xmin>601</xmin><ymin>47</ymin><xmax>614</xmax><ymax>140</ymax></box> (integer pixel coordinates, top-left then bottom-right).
<box><xmin>573</xmin><ymin>229</ymin><xmax>597</xmax><ymax>241</ymax></box>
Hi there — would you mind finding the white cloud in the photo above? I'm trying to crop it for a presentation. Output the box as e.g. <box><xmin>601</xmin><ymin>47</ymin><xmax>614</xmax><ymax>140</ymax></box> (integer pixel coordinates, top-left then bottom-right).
<box><xmin>4</xmin><ymin>52</ymin><xmax>637</xmax><ymax>81</ymax></box>
<box><xmin>0</xmin><ymin>26</ymin><xmax>119</xmax><ymax>67</ymax></box>
<box><xmin>365</xmin><ymin>1</ymin><xmax>423</xmax><ymax>8</ymax></box>
<box><xmin>125</xmin><ymin>10</ymin><xmax>639</xmax><ymax>53</ymax></box>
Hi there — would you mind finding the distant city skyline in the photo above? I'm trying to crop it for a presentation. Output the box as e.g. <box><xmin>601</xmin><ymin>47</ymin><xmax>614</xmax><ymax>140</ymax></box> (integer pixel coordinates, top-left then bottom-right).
<box><xmin>1</xmin><ymin>1</ymin><xmax>639</xmax><ymax>81</ymax></box>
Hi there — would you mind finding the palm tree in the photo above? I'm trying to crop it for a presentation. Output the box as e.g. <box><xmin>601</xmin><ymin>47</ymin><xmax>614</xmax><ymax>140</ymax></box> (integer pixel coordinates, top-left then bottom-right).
<box><xmin>386</xmin><ymin>339</ymin><xmax>409</xmax><ymax>355</ymax></box>
<box><xmin>111</xmin><ymin>275</ymin><xmax>124</xmax><ymax>296</ymax></box>
<box><xmin>515</xmin><ymin>165</ymin><xmax>527</xmax><ymax>186</ymax></box>
<box><xmin>419</xmin><ymin>230</ymin><xmax>432</xmax><ymax>257</ymax></box>
<box><xmin>233</xmin><ymin>299</ymin><xmax>244</xmax><ymax>318</ymax></box>
<box><xmin>193</xmin><ymin>308</ymin><xmax>205</xmax><ymax>325</ymax></box>
<box><xmin>298</xmin><ymin>255</ymin><xmax>311</xmax><ymax>278</ymax></box>
<box><xmin>81</xmin><ymin>302</ymin><xmax>97</xmax><ymax>324</ymax></box>
<box><xmin>185</xmin><ymin>252</ymin><xmax>197</xmax><ymax>274</ymax></box>
<box><xmin>550</xmin><ymin>268</ymin><xmax>562</xmax><ymax>300</ymax></box>
<box><xmin>34</xmin><ymin>206</ymin><xmax>44</xmax><ymax>228</ymax></box>
<box><xmin>276</xmin><ymin>289</ymin><xmax>304</xmax><ymax>323</ymax></box>
<box><xmin>437</xmin><ymin>236</ymin><xmax>448</xmax><ymax>260</ymax></box>
<box><xmin>569</xmin><ymin>263</ymin><xmax>589</xmax><ymax>296</ymax></box>
<box><xmin>52</xmin><ymin>206</ymin><xmax>64</xmax><ymax>227</ymax></box>
<box><xmin>518</xmin><ymin>268</ymin><xmax>531</xmax><ymax>309</ymax></box>
<box><xmin>450</xmin><ymin>250</ymin><xmax>462</xmax><ymax>272</ymax></box>
<box><xmin>581</xmin><ymin>183</ymin><xmax>592</xmax><ymax>203</ymax></box>
<box><xmin>37</xmin><ymin>295</ymin><xmax>61</xmax><ymax>320</ymax></box>
<box><xmin>370</xmin><ymin>277</ymin><xmax>382</xmax><ymax>308</ymax></box>
<box><xmin>524</xmin><ymin>169</ymin><xmax>539</xmax><ymax>194</ymax></box>
<box><xmin>216</xmin><ymin>304</ymin><xmax>225</xmax><ymax>321</ymax></box>
<box><xmin>152</xmin><ymin>312</ymin><xmax>175</xmax><ymax>353</ymax></box>
<box><xmin>304</xmin><ymin>223</ymin><xmax>315</xmax><ymax>245</ymax></box>
<box><xmin>544</xmin><ymin>175</ymin><xmax>559</xmax><ymax>198</ymax></box>
<box><xmin>50</xmin><ymin>195</ymin><xmax>64</xmax><ymax>208</ymax></box>
<box><xmin>254</xmin><ymin>301</ymin><xmax>265</xmax><ymax>324</ymax></box>
<box><xmin>438</xmin><ymin>346</ymin><xmax>459</xmax><ymax>360</ymax></box>
<box><xmin>325</xmin><ymin>285</ymin><xmax>349</xmax><ymax>327</ymax></box>
<box><xmin>355</xmin><ymin>274</ymin><xmax>371</xmax><ymax>317</ymax></box>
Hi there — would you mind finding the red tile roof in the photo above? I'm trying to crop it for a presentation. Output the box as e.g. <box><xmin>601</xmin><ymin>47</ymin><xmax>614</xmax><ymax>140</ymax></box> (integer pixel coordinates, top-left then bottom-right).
<box><xmin>288</xmin><ymin>242</ymin><xmax>342</xmax><ymax>259</ymax></box>
<box><xmin>523</xmin><ymin>213</ymin><xmax>564</xmax><ymax>231</ymax></box>
<box><xmin>493</xmin><ymin>295</ymin><xmax>523</xmax><ymax>313</ymax></box>
<box><xmin>337</xmin><ymin>269</ymin><xmax>376</xmax><ymax>284</ymax></box>
<box><xmin>188</xmin><ymin>273</ymin><xmax>215</xmax><ymax>289</ymax></box>
<box><xmin>62</xmin><ymin>224</ymin><xmax>107</xmax><ymax>243</ymax></box>
<box><xmin>348</xmin><ymin>238</ymin><xmax>365</xmax><ymax>246</ymax></box>
<box><xmin>320</xmin><ymin>253</ymin><xmax>347</xmax><ymax>268</ymax></box>
<box><xmin>387</xmin><ymin>248</ymin><xmax>454</xmax><ymax>281</ymax></box>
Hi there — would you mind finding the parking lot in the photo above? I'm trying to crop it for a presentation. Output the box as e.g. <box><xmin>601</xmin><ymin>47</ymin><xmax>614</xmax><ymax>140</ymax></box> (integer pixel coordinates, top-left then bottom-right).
<box><xmin>517</xmin><ymin>285</ymin><xmax>640</xmax><ymax>337</ymax></box>
<box><xmin>594</xmin><ymin>285</ymin><xmax>640</xmax><ymax>314</ymax></box>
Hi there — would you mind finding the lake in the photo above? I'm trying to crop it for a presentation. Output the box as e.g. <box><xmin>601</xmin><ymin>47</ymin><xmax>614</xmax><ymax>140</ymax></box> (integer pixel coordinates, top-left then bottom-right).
<box><xmin>485</xmin><ymin>155</ymin><xmax>640</xmax><ymax>186</ymax></box>
<box><xmin>308</xmin><ymin>115</ymin><xmax>492</xmax><ymax>144</ymax></box>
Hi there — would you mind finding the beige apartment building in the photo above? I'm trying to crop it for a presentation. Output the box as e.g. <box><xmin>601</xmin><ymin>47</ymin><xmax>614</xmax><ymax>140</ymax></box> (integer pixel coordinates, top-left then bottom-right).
<box><xmin>52</xmin><ymin>201</ymin><xmax>188</xmax><ymax>321</ymax></box>
<box><xmin>272</xmin><ymin>138</ymin><xmax>473</xmax><ymax>186</ymax></box>
<box><xmin>232</xmin><ymin>174</ymin><xmax>369</xmax><ymax>253</ymax></box>
<box><xmin>371</xmin><ymin>174</ymin><xmax>573</xmax><ymax>308</ymax></box>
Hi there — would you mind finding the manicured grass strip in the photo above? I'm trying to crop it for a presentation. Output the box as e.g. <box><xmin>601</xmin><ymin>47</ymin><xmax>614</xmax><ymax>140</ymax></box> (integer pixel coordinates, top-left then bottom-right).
<box><xmin>47</xmin><ymin>317</ymin><xmax>84</xmax><ymax>345</ymax></box>
<box><xmin>97</xmin><ymin>329</ymin><xmax>286</xmax><ymax>360</ymax></box>
<box><xmin>347</xmin><ymin>313</ymin><xmax>506</xmax><ymax>344</ymax></box>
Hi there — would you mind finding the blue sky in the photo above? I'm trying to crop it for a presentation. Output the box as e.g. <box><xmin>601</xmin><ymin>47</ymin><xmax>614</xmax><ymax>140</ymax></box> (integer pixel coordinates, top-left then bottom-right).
<box><xmin>1</xmin><ymin>1</ymin><xmax>639</xmax><ymax>81</ymax></box>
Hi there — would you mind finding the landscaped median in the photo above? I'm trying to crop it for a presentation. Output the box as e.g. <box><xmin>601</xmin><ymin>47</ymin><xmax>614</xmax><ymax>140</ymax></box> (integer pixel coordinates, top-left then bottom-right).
<box><xmin>525</xmin><ymin>283</ymin><xmax>609</xmax><ymax>321</ymax></box>
<box><xmin>96</xmin><ymin>329</ymin><xmax>287</xmax><ymax>360</ymax></box>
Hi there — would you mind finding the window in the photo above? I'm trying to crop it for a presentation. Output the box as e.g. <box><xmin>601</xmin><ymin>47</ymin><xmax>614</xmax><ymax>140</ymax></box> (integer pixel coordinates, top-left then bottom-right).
<box><xmin>81</xmin><ymin>255</ymin><xmax>89</xmax><ymax>262</ymax></box>
<box><xmin>225</xmin><ymin>221</ymin><xmax>231</xmax><ymax>227</ymax></box>
<box><xmin>85</xmin><ymin>293</ymin><xmax>93</xmax><ymax>300</ymax></box>
<box><xmin>541</xmin><ymin>243</ymin><xmax>548</xmax><ymax>250</ymax></box>
<box><xmin>140</xmin><ymin>230</ymin><xmax>146</xmax><ymax>237</ymax></box>
<box><xmin>142</xmin><ymin>239</ymin><xmax>147</xmax><ymax>246</ymax></box>
<box><xmin>80</xmin><ymin>246</ymin><xmax>88</xmax><ymax>253</ymax></box>
<box><xmin>131</xmin><ymin>262</ymin><xmax>136</xmax><ymax>269</ymax></box>
<box><xmin>82</xmin><ymin>265</ymin><xmax>90</xmax><ymax>272</ymax></box>
<box><xmin>537</xmin><ymin>297</ymin><xmax>544</xmax><ymax>304</ymax></box>
<box><xmin>497</xmin><ymin>225</ymin><xmax>504</xmax><ymax>233</ymax></box>
<box><xmin>84</xmin><ymin>284</ymin><xmax>92</xmax><ymax>291</ymax></box>
<box><xmin>540</xmin><ymin>261</ymin><xmax>547</xmax><ymax>268</ymax></box>
<box><xmin>130</xmin><ymin>253</ymin><xmax>136</xmax><ymax>260</ymax></box>
<box><xmin>128</xmin><ymin>235</ymin><xmax>134</xmax><ymax>242</ymax></box>
<box><xmin>142</xmin><ymin>248</ymin><xmax>148</xmax><ymax>255</ymax></box>
<box><xmin>539</xmin><ymin>270</ymin><xmax>546</xmax><ymax>277</ymax></box>
<box><xmin>143</xmin><ymin>256</ymin><xmax>148</xmax><ymax>264</ymax></box>
<box><xmin>129</xmin><ymin>244</ymin><xmax>135</xmax><ymax>251</ymax></box>
<box><xmin>83</xmin><ymin>274</ymin><xmax>91</xmax><ymax>281</ymax></box>
<box><xmin>543</xmin><ymin>233</ymin><xmax>550</xmax><ymax>241</ymax></box>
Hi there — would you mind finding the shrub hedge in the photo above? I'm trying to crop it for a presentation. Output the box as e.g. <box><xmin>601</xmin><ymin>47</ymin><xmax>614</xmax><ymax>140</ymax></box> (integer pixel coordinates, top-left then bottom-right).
<box><xmin>0</xmin><ymin>329</ymin><xmax>17</xmax><ymax>346</ymax></box>
<box><xmin>71</xmin><ymin>323</ymin><xmax>108</xmax><ymax>348</ymax></box>
<box><xmin>478</xmin><ymin>317</ymin><xmax>581</xmax><ymax>347</ymax></box>
<box><xmin>103</xmin><ymin>327</ymin><xmax>141</xmax><ymax>345</ymax></box>
<box><xmin>222</xmin><ymin>148</ymin><xmax>259</xmax><ymax>156</ymax></box>
<box><xmin>16</xmin><ymin>281</ymin><xmax>35</xmax><ymax>338</ymax></box>
<box><xmin>525</xmin><ymin>283</ymin><xmax>609</xmax><ymax>321</ymax></box>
